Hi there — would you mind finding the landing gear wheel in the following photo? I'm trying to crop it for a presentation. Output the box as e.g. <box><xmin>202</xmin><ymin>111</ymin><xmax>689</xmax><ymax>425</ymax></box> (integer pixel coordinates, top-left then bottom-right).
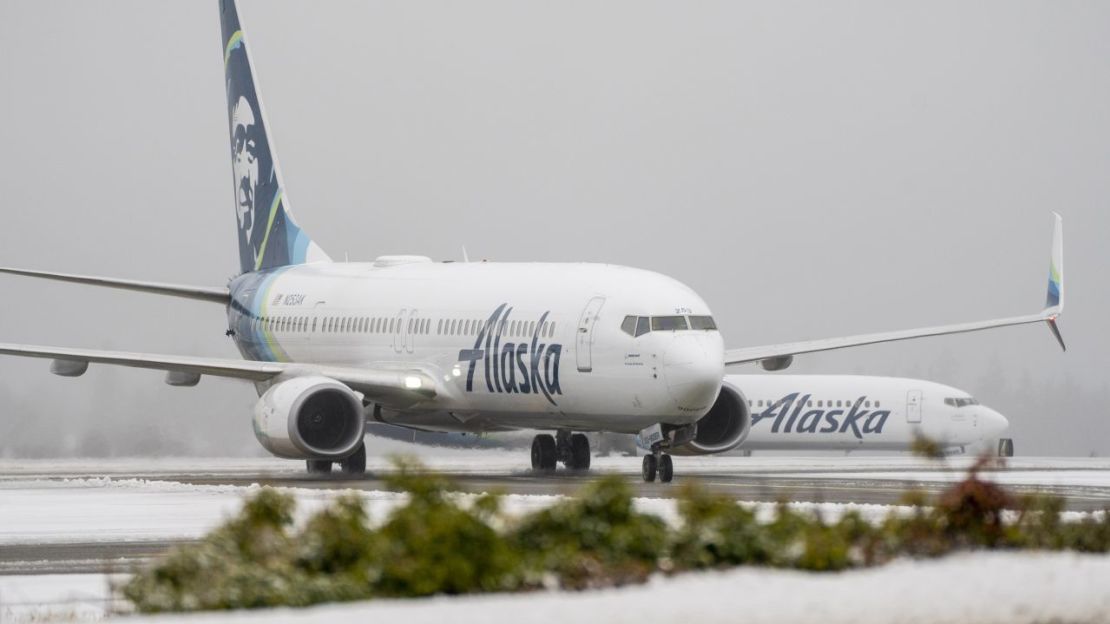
<box><xmin>531</xmin><ymin>434</ymin><xmax>557</xmax><ymax>471</ymax></box>
<box><xmin>306</xmin><ymin>459</ymin><xmax>332</xmax><ymax>475</ymax></box>
<box><xmin>340</xmin><ymin>443</ymin><xmax>367</xmax><ymax>475</ymax></box>
<box><xmin>998</xmin><ymin>438</ymin><xmax>1014</xmax><ymax>458</ymax></box>
<box><xmin>568</xmin><ymin>433</ymin><xmax>591</xmax><ymax>471</ymax></box>
<box><xmin>658</xmin><ymin>454</ymin><xmax>674</xmax><ymax>483</ymax></box>
<box><xmin>641</xmin><ymin>454</ymin><xmax>657</xmax><ymax>482</ymax></box>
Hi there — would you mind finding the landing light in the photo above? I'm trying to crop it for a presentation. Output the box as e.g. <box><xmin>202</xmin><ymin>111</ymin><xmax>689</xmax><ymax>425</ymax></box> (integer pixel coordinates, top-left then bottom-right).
<box><xmin>404</xmin><ymin>376</ymin><xmax>423</xmax><ymax>389</ymax></box>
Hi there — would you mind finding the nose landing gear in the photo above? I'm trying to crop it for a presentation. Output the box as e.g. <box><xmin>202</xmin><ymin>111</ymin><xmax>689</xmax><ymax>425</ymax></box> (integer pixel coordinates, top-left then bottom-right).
<box><xmin>530</xmin><ymin>431</ymin><xmax>592</xmax><ymax>472</ymax></box>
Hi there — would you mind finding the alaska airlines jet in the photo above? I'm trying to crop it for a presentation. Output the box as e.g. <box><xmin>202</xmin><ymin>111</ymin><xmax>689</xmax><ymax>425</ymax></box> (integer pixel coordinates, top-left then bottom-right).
<box><xmin>714</xmin><ymin>375</ymin><xmax>1012</xmax><ymax>455</ymax></box>
<box><xmin>0</xmin><ymin>0</ymin><xmax>1063</xmax><ymax>483</ymax></box>
<box><xmin>377</xmin><ymin>375</ymin><xmax>1014</xmax><ymax>460</ymax></box>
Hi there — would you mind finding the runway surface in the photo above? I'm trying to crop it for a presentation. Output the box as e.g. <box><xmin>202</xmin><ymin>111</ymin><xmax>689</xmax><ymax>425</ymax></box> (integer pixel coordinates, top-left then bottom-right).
<box><xmin>3</xmin><ymin>453</ymin><xmax>1109</xmax><ymax>576</ymax></box>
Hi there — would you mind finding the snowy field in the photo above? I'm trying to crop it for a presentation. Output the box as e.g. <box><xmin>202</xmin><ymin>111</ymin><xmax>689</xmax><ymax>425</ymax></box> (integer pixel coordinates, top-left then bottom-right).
<box><xmin>3</xmin><ymin>554</ymin><xmax>1110</xmax><ymax>624</ymax></box>
<box><xmin>2</xmin><ymin>454</ymin><xmax>1109</xmax><ymax>622</ymax></box>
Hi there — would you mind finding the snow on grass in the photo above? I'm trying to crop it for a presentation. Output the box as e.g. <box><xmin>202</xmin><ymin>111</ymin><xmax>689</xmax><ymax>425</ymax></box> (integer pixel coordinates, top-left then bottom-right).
<box><xmin>0</xmin><ymin>573</ymin><xmax>122</xmax><ymax>623</ymax></box>
<box><xmin>3</xmin><ymin>474</ymin><xmax>1103</xmax><ymax>546</ymax></box>
<box><xmin>0</xmin><ymin>476</ymin><xmax>929</xmax><ymax>546</ymax></box>
<box><xmin>12</xmin><ymin>552</ymin><xmax>1098</xmax><ymax>624</ymax></box>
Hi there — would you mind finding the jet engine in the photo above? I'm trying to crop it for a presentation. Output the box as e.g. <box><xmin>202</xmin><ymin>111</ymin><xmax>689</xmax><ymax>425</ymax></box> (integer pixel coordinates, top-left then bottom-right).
<box><xmin>671</xmin><ymin>381</ymin><xmax>751</xmax><ymax>455</ymax></box>
<box><xmin>252</xmin><ymin>376</ymin><xmax>365</xmax><ymax>460</ymax></box>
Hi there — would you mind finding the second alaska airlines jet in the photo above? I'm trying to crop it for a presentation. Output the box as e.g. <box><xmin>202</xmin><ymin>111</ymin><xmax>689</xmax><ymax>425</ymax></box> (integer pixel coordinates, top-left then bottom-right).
<box><xmin>0</xmin><ymin>1</ymin><xmax>1064</xmax><ymax>482</ymax></box>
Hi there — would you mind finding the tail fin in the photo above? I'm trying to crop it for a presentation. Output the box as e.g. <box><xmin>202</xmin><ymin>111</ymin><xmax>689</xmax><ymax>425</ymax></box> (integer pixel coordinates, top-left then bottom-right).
<box><xmin>1044</xmin><ymin>212</ymin><xmax>1065</xmax><ymax>350</ymax></box>
<box><xmin>219</xmin><ymin>0</ymin><xmax>330</xmax><ymax>274</ymax></box>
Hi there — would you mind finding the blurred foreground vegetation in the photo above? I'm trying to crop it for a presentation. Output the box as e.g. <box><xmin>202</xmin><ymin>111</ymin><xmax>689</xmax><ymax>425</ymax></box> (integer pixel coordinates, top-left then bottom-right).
<box><xmin>123</xmin><ymin>456</ymin><xmax>1110</xmax><ymax>612</ymax></box>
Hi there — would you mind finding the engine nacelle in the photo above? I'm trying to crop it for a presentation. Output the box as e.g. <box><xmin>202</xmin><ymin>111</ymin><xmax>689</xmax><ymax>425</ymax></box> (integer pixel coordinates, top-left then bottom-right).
<box><xmin>252</xmin><ymin>376</ymin><xmax>365</xmax><ymax>460</ymax></box>
<box><xmin>671</xmin><ymin>382</ymin><xmax>751</xmax><ymax>455</ymax></box>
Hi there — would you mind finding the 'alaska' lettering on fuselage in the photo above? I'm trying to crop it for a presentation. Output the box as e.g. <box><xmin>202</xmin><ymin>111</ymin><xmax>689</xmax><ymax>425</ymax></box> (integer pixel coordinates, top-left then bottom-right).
<box><xmin>751</xmin><ymin>392</ymin><xmax>891</xmax><ymax>439</ymax></box>
<box><xmin>458</xmin><ymin>303</ymin><xmax>563</xmax><ymax>405</ymax></box>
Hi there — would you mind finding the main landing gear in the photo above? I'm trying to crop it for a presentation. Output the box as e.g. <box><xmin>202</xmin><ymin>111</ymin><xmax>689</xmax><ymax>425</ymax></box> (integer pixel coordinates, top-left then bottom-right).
<box><xmin>305</xmin><ymin>442</ymin><xmax>367</xmax><ymax>476</ymax></box>
<box><xmin>531</xmin><ymin>431</ymin><xmax>591</xmax><ymax>472</ymax></box>
<box><xmin>641</xmin><ymin>447</ymin><xmax>673</xmax><ymax>483</ymax></box>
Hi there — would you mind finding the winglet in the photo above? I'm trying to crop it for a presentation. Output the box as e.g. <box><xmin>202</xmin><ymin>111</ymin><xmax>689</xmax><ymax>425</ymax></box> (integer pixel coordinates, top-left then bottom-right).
<box><xmin>1044</xmin><ymin>212</ymin><xmax>1065</xmax><ymax>351</ymax></box>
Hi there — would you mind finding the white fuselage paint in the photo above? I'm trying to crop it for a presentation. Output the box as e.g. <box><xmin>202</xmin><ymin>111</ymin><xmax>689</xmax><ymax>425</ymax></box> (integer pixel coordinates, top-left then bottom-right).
<box><xmin>728</xmin><ymin>374</ymin><xmax>1009</xmax><ymax>451</ymax></box>
<box><xmin>228</xmin><ymin>259</ymin><xmax>726</xmax><ymax>434</ymax></box>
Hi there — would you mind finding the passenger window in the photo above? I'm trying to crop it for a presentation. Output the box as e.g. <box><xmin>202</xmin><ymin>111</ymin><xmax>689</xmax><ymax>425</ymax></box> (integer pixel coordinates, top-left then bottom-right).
<box><xmin>865</xmin><ymin>401</ymin><xmax>871</xmax><ymax>408</ymax></box>
<box><xmin>621</xmin><ymin>315</ymin><xmax>637</xmax><ymax>336</ymax></box>
<box><xmin>875</xmin><ymin>401</ymin><xmax>881</xmax><ymax>408</ymax></box>
<box><xmin>652</xmin><ymin>316</ymin><xmax>689</xmax><ymax>331</ymax></box>
<box><xmin>635</xmin><ymin>316</ymin><xmax>651</xmax><ymax>337</ymax></box>
<box><xmin>688</xmin><ymin>315</ymin><xmax>718</xmax><ymax>330</ymax></box>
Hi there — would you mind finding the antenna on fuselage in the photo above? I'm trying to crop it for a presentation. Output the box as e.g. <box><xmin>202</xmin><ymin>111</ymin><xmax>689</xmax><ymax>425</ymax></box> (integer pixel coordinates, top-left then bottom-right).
<box><xmin>462</xmin><ymin>246</ymin><xmax>470</xmax><ymax>263</ymax></box>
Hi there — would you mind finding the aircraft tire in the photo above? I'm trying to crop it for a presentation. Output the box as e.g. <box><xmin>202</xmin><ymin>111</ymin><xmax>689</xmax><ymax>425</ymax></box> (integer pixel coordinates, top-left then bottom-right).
<box><xmin>340</xmin><ymin>442</ymin><xmax>367</xmax><ymax>475</ymax></box>
<box><xmin>658</xmin><ymin>454</ymin><xmax>674</xmax><ymax>483</ymax></box>
<box><xmin>569</xmin><ymin>433</ymin><xmax>591</xmax><ymax>471</ymax></box>
<box><xmin>306</xmin><ymin>459</ymin><xmax>332</xmax><ymax>474</ymax></box>
<box><xmin>641</xmin><ymin>454</ymin><xmax>657</xmax><ymax>482</ymax></box>
<box><xmin>998</xmin><ymin>438</ymin><xmax>1014</xmax><ymax>458</ymax></box>
<box><xmin>531</xmin><ymin>434</ymin><xmax>557</xmax><ymax>471</ymax></box>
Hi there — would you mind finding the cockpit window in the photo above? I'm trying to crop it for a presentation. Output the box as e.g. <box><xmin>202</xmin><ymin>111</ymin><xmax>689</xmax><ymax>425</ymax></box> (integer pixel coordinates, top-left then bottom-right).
<box><xmin>689</xmin><ymin>315</ymin><xmax>717</xmax><ymax>330</ymax></box>
<box><xmin>651</xmin><ymin>315</ymin><xmax>688</xmax><ymax>331</ymax></box>
<box><xmin>622</xmin><ymin>314</ymin><xmax>717</xmax><ymax>337</ymax></box>
<box><xmin>944</xmin><ymin>397</ymin><xmax>979</xmax><ymax>407</ymax></box>
<box><xmin>620</xmin><ymin>315</ymin><xmax>637</xmax><ymax>337</ymax></box>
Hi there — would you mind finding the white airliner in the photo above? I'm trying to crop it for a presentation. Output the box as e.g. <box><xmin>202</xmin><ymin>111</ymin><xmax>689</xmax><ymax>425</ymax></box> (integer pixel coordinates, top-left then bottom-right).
<box><xmin>0</xmin><ymin>0</ymin><xmax>1062</xmax><ymax>483</ymax></box>
<box><xmin>373</xmin><ymin>375</ymin><xmax>1014</xmax><ymax>459</ymax></box>
<box><xmin>717</xmin><ymin>374</ymin><xmax>1012</xmax><ymax>456</ymax></box>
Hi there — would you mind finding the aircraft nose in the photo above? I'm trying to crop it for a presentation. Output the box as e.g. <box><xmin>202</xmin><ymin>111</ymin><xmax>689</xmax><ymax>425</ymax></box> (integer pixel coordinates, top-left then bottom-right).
<box><xmin>662</xmin><ymin>333</ymin><xmax>724</xmax><ymax>414</ymax></box>
<box><xmin>981</xmin><ymin>407</ymin><xmax>1010</xmax><ymax>439</ymax></box>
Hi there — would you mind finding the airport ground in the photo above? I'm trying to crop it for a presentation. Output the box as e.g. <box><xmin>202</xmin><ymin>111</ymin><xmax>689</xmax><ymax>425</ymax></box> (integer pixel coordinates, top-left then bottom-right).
<box><xmin>3</xmin><ymin>452</ymin><xmax>1110</xmax><ymax>576</ymax></box>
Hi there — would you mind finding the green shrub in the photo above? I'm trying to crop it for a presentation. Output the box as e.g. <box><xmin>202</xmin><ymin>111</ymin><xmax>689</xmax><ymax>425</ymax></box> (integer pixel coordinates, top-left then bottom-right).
<box><xmin>372</xmin><ymin>459</ymin><xmax>521</xmax><ymax>596</ymax></box>
<box><xmin>123</xmin><ymin>487</ymin><xmax>310</xmax><ymax>612</ymax></box>
<box><xmin>123</xmin><ymin>454</ymin><xmax>1110</xmax><ymax>614</ymax></box>
<box><xmin>510</xmin><ymin>475</ymin><xmax>668</xmax><ymax>589</ymax></box>
<box><xmin>670</xmin><ymin>482</ymin><xmax>772</xmax><ymax>569</ymax></box>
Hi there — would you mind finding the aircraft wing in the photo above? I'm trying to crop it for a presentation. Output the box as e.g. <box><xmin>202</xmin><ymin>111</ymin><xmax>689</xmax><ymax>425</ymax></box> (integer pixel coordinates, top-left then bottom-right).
<box><xmin>725</xmin><ymin>213</ymin><xmax>1065</xmax><ymax>368</ymax></box>
<box><xmin>0</xmin><ymin>343</ymin><xmax>436</xmax><ymax>406</ymax></box>
<box><xmin>0</xmin><ymin>267</ymin><xmax>230</xmax><ymax>304</ymax></box>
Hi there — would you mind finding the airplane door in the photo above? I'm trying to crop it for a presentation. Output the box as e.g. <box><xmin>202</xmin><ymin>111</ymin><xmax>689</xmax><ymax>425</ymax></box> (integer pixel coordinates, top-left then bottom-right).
<box><xmin>392</xmin><ymin>309</ymin><xmax>407</xmax><ymax>354</ymax></box>
<box><xmin>576</xmin><ymin>296</ymin><xmax>606</xmax><ymax>373</ymax></box>
<box><xmin>906</xmin><ymin>389</ymin><xmax>923</xmax><ymax>423</ymax></box>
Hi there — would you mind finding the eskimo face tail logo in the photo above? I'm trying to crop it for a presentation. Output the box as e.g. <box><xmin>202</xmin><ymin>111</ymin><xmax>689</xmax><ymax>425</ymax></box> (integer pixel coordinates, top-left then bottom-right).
<box><xmin>751</xmin><ymin>393</ymin><xmax>891</xmax><ymax>440</ymax></box>
<box><xmin>458</xmin><ymin>304</ymin><xmax>563</xmax><ymax>405</ymax></box>
<box><xmin>222</xmin><ymin>21</ymin><xmax>289</xmax><ymax>275</ymax></box>
<box><xmin>220</xmin><ymin>1</ymin><xmax>324</xmax><ymax>275</ymax></box>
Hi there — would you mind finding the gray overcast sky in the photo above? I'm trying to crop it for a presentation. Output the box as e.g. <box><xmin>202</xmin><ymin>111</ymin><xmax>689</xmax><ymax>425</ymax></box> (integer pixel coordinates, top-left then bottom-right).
<box><xmin>0</xmin><ymin>1</ymin><xmax>1107</xmax><ymax>457</ymax></box>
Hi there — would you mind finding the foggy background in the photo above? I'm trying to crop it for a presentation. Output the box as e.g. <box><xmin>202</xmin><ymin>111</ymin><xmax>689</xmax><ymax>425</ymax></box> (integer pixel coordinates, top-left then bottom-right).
<box><xmin>0</xmin><ymin>1</ymin><xmax>1106</xmax><ymax>458</ymax></box>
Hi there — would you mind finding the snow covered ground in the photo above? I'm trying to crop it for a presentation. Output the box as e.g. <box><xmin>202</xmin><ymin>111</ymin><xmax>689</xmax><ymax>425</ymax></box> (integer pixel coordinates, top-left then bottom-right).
<box><xmin>0</xmin><ymin>476</ymin><xmax>923</xmax><ymax>545</ymax></box>
<box><xmin>3</xmin><ymin>553</ymin><xmax>1110</xmax><ymax>624</ymax></box>
<box><xmin>3</xmin><ymin>455</ymin><xmax>1109</xmax><ymax>622</ymax></box>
